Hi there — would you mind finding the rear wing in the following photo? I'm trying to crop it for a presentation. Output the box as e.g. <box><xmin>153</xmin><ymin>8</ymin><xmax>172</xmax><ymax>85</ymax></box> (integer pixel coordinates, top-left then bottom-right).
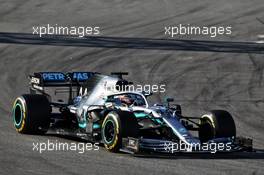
<box><xmin>29</xmin><ymin>72</ymin><xmax>97</xmax><ymax>88</ymax></box>
<box><xmin>29</xmin><ymin>72</ymin><xmax>97</xmax><ymax>104</ymax></box>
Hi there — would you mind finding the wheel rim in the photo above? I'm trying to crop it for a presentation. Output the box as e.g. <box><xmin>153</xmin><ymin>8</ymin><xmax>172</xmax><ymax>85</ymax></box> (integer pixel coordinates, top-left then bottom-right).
<box><xmin>199</xmin><ymin>119</ymin><xmax>215</xmax><ymax>142</ymax></box>
<box><xmin>13</xmin><ymin>103</ymin><xmax>23</xmax><ymax>126</ymax></box>
<box><xmin>103</xmin><ymin>120</ymin><xmax>115</xmax><ymax>144</ymax></box>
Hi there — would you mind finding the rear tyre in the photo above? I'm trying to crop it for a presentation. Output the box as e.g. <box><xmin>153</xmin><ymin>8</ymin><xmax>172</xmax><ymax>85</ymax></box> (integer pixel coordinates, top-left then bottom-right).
<box><xmin>101</xmin><ymin>111</ymin><xmax>139</xmax><ymax>152</ymax></box>
<box><xmin>12</xmin><ymin>94</ymin><xmax>51</xmax><ymax>134</ymax></box>
<box><xmin>199</xmin><ymin>110</ymin><xmax>236</xmax><ymax>142</ymax></box>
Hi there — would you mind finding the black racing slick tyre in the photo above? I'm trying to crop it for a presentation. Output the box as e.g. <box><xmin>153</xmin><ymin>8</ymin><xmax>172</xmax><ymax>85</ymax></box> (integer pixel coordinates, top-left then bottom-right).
<box><xmin>101</xmin><ymin>111</ymin><xmax>139</xmax><ymax>152</ymax></box>
<box><xmin>199</xmin><ymin>110</ymin><xmax>236</xmax><ymax>142</ymax></box>
<box><xmin>12</xmin><ymin>94</ymin><xmax>51</xmax><ymax>134</ymax></box>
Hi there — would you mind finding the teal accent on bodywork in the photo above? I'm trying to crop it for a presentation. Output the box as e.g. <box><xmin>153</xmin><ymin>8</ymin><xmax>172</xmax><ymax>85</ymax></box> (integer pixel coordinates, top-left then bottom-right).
<box><xmin>93</xmin><ymin>123</ymin><xmax>100</xmax><ymax>129</ymax></box>
<box><xmin>78</xmin><ymin>122</ymin><xmax>101</xmax><ymax>129</ymax></box>
<box><xmin>134</xmin><ymin>112</ymin><xmax>164</xmax><ymax>124</ymax></box>
<box><xmin>155</xmin><ymin>118</ymin><xmax>163</xmax><ymax>124</ymax></box>
<box><xmin>78</xmin><ymin>122</ymin><xmax>86</xmax><ymax>128</ymax></box>
<box><xmin>134</xmin><ymin>113</ymin><xmax>148</xmax><ymax>118</ymax></box>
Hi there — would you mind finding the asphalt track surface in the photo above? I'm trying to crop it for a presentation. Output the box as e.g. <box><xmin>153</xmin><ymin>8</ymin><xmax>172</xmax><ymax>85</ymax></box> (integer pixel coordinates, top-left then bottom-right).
<box><xmin>0</xmin><ymin>0</ymin><xmax>264</xmax><ymax>175</ymax></box>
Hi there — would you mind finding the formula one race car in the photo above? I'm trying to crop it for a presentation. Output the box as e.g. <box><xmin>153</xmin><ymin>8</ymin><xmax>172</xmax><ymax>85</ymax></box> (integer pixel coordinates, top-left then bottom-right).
<box><xmin>12</xmin><ymin>72</ymin><xmax>253</xmax><ymax>154</ymax></box>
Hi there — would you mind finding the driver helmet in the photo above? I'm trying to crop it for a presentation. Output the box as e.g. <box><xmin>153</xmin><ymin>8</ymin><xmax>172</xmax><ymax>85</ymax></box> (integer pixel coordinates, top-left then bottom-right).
<box><xmin>118</xmin><ymin>94</ymin><xmax>134</xmax><ymax>106</ymax></box>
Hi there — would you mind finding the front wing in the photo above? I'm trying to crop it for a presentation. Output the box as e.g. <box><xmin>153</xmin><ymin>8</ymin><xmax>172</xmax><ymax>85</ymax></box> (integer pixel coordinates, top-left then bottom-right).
<box><xmin>121</xmin><ymin>136</ymin><xmax>253</xmax><ymax>154</ymax></box>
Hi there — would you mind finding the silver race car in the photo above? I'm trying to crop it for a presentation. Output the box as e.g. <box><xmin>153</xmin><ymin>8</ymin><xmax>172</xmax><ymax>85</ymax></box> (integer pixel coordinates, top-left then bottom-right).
<box><xmin>12</xmin><ymin>72</ymin><xmax>252</xmax><ymax>154</ymax></box>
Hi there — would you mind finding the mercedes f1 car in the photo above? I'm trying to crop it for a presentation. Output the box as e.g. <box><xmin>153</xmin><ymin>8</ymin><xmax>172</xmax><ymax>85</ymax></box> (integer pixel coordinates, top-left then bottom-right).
<box><xmin>12</xmin><ymin>72</ymin><xmax>253</xmax><ymax>154</ymax></box>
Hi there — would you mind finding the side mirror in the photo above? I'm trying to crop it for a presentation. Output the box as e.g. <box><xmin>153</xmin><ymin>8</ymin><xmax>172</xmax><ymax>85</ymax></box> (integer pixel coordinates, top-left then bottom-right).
<box><xmin>165</xmin><ymin>97</ymin><xmax>174</xmax><ymax>108</ymax></box>
<box><xmin>166</xmin><ymin>98</ymin><xmax>174</xmax><ymax>103</ymax></box>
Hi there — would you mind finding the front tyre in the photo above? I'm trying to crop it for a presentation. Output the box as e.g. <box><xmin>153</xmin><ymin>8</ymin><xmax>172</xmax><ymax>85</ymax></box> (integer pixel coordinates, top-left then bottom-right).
<box><xmin>101</xmin><ymin>111</ymin><xmax>139</xmax><ymax>152</ymax></box>
<box><xmin>199</xmin><ymin>110</ymin><xmax>236</xmax><ymax>142</ymax></box>
<box><xmin>12</xmin><ymin>94</ymin><xmax>51</xmax><ymax>134</ymax></box>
